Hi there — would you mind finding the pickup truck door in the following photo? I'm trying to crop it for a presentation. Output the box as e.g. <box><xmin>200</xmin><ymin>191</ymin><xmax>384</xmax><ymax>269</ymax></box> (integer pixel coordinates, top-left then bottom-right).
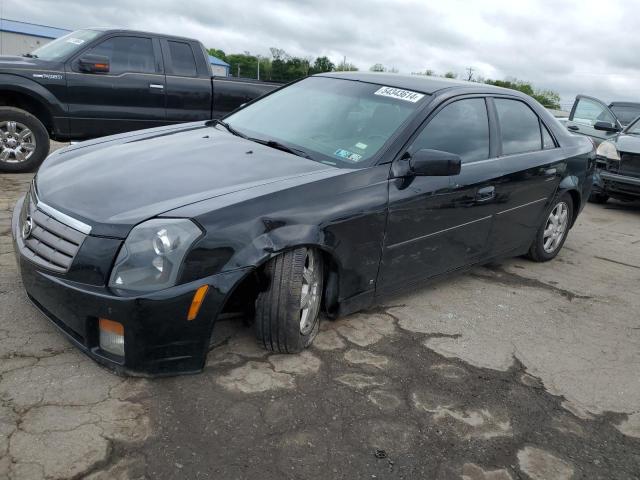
<box><xmin>65</xmin><ymin>35</ymin><xmax>166</xmax><ymax>139</ymax></box>
<box><xmin>565</xmin><ymin>95</ymin><xmax>621</xmax><ymax>145</ymax></box>
<box><xmin>160</xmin><ymin>39</ymin><xmax>212</xmax><ymax>122</ymax></box>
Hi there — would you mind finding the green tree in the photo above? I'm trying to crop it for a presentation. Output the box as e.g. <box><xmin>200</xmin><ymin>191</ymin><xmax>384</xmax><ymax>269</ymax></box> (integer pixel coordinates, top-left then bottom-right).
<box><xmin>370</xmin><ymin>63</ymin><xmax>386</xmax><ymax>72</ymax></box>
<box><xmin>207</xmin><ymin>48</ymin><xmax>227</xmax><ymax>63</ymax></box>
<box><xmin>311</xmin><ymin>56</ymin><xmax>334</xmax><ymax>73</ymax></box>
<box><xmin>443</xmin><ymin>71</ymin><xmax>457</xmax><ymax>79</ymax></box>
<box><xmin>335</xmin><ymin>61</ymin><xmax>358</xmax><ymax>72</ymax></box>
<box><xmin>484</xmin><ymin>78</ymin><xmax>561</xmax><ymax>109</ymax></box>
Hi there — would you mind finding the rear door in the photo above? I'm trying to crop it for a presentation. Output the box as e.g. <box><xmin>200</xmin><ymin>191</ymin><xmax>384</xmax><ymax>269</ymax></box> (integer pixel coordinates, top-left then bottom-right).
<box><xmin>161</xmin><ymin>39</ymin><xmax>212</xmax><ymax>122</ymax></box>
<box><xmin>488</xmin><ymin>97</ymin><xmax>564</xmax><ymax>257</ymax></box>
<box><xmin>66</xmin><ymin>35</ymin><xmax>166</xmax><ymax>138</ymax></box>
<box><xmin>379</xmin><ymin>96</ymin><xmax>502</xmax><ymax>292</ymax></box>
<box><xmin>565</xmin><ymin>95</ymin><xmax>621</xmax><ymax>145</ymax></box>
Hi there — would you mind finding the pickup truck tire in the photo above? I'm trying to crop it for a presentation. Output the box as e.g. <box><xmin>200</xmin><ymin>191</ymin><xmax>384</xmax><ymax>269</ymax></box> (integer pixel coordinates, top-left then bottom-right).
<box><xmin>527</xmin><ymin>193</ymin><xmax>574</xmax><ymax>262</ymax></box>
<box><xmin>255</xmin><ymin>247</ymin><xmax>323</xmax><ymax>353</ymax></box>
<box><xmin>0</xmin><ymin>107</ymin><xmax>49</xmax><ymax>173</ymax></box>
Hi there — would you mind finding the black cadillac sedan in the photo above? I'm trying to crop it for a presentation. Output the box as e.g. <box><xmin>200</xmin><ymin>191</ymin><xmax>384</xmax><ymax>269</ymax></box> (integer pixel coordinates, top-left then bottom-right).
<box><xmin>12</xmin><ymin>72</ymin><xmax>594</xmax><ymax>376</ymax></box>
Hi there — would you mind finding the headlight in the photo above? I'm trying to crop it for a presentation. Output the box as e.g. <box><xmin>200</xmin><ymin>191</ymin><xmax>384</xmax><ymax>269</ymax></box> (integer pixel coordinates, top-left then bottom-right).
<box><xmin>596</xmin><ymin>141</ymin><xmax>620</xmax><ymax>161</ymax></box>
<box><xmin>109</xmin><ymin>219</ymin><xmax>202</xmax><ymax>292</ymax></box>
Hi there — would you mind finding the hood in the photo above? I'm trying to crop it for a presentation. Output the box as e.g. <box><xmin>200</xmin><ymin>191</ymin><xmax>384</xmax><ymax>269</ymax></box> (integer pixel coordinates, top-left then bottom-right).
<box><xmin>0</xmin><ymin>55</ymin><xmax>54</xmax><ymax>68</ymax></box>
<box><xmin>613</xmin><ymin>134</ymin><xmax>640</xmax><ymax>154</ymax></box>
<box><xmin>35</xmin><ymin>126</ymin><xmax>334</xmax><ymax>237</ymax></box>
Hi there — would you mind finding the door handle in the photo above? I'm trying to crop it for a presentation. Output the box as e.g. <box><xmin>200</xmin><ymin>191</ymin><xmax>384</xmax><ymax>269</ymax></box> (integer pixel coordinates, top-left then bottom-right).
<box><xmin>567</xmin><ymin>125</ymin><xmax>579</xmax><ymax>131</ymax></box>
<box><xmin>476</xmin><ymin>186</ymin><xmax>495</xmax><ymax>202</ymax></box>
<box><xmin>149</xmin><ymin>83</ymin><xmax>164</xmax><ymax>89</ymax></box>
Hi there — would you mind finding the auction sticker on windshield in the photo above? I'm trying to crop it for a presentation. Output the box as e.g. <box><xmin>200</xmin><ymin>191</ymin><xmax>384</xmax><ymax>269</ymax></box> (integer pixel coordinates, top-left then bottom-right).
<box><xmin>374</xmin><ymin>86</ymin><xmax>425</xmax><ymax>103</ymax></box>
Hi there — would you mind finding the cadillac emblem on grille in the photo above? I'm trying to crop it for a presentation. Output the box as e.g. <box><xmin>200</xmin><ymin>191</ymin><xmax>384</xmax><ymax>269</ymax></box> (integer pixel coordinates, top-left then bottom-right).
<box><xmin>21</xmin><ymin>215</ymin><xmax>33</xmax><ymax>240</ymax></box>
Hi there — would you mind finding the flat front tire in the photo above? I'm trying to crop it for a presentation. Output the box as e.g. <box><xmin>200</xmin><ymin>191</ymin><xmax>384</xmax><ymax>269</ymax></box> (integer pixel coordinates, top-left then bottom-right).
<box><xmin>0</xmin><ymin>107</ymin><xmax>50</xmax><ymax>172</ymax></box>
<box><xmin>255</xmin><ymin>247</ymin><xmax>323</xmax><ymax>353</ymax></box>
<box><xmin>527</xmin><ymin>193</ymin><xmax>574</xmax><ymax>262</ymax></box>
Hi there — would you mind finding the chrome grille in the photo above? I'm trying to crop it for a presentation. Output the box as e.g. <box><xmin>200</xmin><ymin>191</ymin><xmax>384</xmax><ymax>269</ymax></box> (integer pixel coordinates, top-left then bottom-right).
<box><xmin>19</xmin><ymin>186</ymin><xmax>87</xmax><ymax>273</ymax></box>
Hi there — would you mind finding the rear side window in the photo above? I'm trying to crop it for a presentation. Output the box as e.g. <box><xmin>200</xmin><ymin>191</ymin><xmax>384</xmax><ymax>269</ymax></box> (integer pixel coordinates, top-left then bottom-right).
<box><xmin>411</xmin><ymin>98</ymin><xmax>489</xmax><ymax>163</ymax></box>
<box><xmin>495</xmin><ymin>99</ymin><xmax>541</xmax><ymax>155</ymax></box>
<box><xmin>168</xmin><ymin>41</ymin><xmax>197</xmax><ymax>77</ymax></box>
<box><xmin>89</xmin><ymin>36</ymin><xmax>155</xmax><ymax>74</ymax></box>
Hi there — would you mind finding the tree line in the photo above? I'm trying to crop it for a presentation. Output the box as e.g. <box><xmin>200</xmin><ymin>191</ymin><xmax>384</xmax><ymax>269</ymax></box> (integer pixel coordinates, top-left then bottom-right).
<box><xmin>209</xmin><ymin>47</ymin><xmax>561</xmax><ymax>110</ymax></box>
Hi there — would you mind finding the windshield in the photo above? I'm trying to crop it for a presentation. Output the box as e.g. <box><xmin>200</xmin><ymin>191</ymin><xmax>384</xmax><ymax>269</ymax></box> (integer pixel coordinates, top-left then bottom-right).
<box><xmin>30</xmin><ymin>29</ymin><xmax>101</xmax><ymax>61</ymax></box>
<box><xmin>224</xmin><ymin>76</ymin><xmax>428</xmax><ymax>167</ymax></box>
<box><xmin>610</xmin><ymin>104</ymin><xmax>640</xmax><ymax>126</ymax></box>
<box><xmin>626</xmin><ymin>117</ymin><xmax>640</xmax><ymax>135</ymax></box>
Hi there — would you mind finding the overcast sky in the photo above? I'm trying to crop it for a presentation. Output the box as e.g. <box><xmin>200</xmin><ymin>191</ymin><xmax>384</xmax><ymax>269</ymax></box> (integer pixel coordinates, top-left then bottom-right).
<box><xmin>3</xmin><ymin>0</ymin><xmax>640</xmax><ymax>107</ymax></box>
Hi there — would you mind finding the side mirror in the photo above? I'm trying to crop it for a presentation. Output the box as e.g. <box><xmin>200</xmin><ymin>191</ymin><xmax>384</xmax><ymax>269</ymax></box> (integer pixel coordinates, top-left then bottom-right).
<box><xmin>78</xmin><ymin>54</ymin><xmax>110</xmax><ymax>73</ymax></box>
<box><xmin>409</xmin><ymin>149</ymin><xmax>462</xmax><ymax>176</ymax></box>
<box><xmin>594</xmin><ymin>120</ymin><xmax>620</xmax><ymax>132</ymax></box>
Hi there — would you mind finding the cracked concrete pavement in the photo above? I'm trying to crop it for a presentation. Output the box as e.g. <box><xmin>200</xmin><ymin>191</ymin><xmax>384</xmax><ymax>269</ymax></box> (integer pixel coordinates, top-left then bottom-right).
<box><xmin>1</xmin><ymin>142</ymin><xmax>640</xmax><ymax>478</ymax></box>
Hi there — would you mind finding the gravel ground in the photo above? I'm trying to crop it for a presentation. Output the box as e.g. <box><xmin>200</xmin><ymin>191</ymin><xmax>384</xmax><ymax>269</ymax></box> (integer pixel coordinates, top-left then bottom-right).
<box><xmin>1</xmin><ymin>143</ymin><xmax>639</xmax><ymax>479</ymax></box>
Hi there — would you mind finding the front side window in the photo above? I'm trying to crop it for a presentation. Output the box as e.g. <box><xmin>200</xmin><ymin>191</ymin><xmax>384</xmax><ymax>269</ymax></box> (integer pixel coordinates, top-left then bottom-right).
<box><xmin>410</xmin><ymin>98</ymin><xmax>489</xmax><ymax>163</ymax></box>
<box><xmin>224</xmin><ymin>77</ymin><xmax>428</xmax><ymax>168</ymax></box>
<box><xmin>89</xmin><ymin>36</ymin><xmax>155</xmax><ymax>74</ymax></box>
<box><xmin>495</xmin><ymin>99</ymin><xmax>542</xmax><ymax>155</ymax></box>
<box><xmin>30</xmin><ymin>29</ymin><xmax>102</xmax><ymax>61</ymax></box>
<box><xmin>168</xmin><ymin>41</ymin><xmax>197</xmax><ymax>77</ymax></box>
<box><xmin>572</xmin><ymin>98</ymin><xmax>616</xmax><ymax>127</ymax></box>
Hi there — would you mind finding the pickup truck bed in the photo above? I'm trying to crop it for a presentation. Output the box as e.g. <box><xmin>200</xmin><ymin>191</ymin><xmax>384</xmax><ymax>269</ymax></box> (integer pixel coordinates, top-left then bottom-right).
<box><xmin>0</xmin><ymin>28</ymin><xmax>280</xmax><ymax>172</ymax></box>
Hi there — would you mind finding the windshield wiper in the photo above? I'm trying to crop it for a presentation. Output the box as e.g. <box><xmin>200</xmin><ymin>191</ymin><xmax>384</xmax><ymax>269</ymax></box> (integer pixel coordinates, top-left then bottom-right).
<box><xmin>208</xmin><ymin>119</ymin><xmax>248</xmax><ymax>139</ymax></box>
<box><xmin>22</xmin><ymin>53</ymin><xmax>38</xmax><ymax>58</ymax></box>
<box><xmin>248</xmin><ymin>138</ymin><xmax>313</xmax><ymax>160</ymax></box>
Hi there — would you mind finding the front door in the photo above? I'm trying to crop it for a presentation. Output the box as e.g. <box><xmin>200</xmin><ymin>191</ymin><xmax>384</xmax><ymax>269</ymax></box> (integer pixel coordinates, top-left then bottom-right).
<box><xmin>66</xmin><ymin>35</ymin><xmax>166</xmax><ymax>138</ymax></box>
<box><xmin>565</xmin><ymin>95</ymin><xmax>621</xmax><ymax>145</ymax></box>
<box><xmin>378</xmin><ymin>97</ymin><xmax>502</xmax><ymax>292</ymax></box>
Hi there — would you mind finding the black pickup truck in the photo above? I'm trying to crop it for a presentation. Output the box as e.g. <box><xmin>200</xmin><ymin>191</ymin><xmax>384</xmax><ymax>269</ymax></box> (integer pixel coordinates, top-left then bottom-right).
<box><xmin>0</xmin><ymin>28</ymin><xmax>280</xmax><ymax>172</ymax></box>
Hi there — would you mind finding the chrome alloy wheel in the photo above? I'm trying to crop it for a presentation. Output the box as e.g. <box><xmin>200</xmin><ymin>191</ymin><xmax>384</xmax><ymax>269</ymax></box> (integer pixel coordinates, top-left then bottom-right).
<box><xmin>0</xmin><ymin>121</ymin><xmax>36</xmax><ymax>163</ymax></box>
<box><xmin>543</xmin><ymin>201</ymin><xmax>569</xmax><ymax>253</ymax></box>
<box><xmin>299</xmin><ymin>249</ymin><xmax>322</xmax><ymax>335</ymax></box>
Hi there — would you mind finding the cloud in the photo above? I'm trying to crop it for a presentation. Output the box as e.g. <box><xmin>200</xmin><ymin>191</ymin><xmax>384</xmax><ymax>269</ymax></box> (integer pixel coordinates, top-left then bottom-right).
<box><xmin>5</xmin><ymin>0</ymin><xmax>640</xmax><ymax>106</ymax></box>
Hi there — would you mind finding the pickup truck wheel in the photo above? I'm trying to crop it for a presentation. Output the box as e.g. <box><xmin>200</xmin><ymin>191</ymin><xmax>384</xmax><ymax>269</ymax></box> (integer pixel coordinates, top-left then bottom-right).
<box><xmin>527</xmin><ymin>193</ymin><xmax>573</xmax><ymax>262</ymax></box>
<box><xmin>0</xmin><ymin>107</ymin><xmax>49</xmax><ymax>172</ymax></box>
<box><xmin>255</xmin><ymin>247</ymin><xmax>323</xmax><ymax>353</ymax></box>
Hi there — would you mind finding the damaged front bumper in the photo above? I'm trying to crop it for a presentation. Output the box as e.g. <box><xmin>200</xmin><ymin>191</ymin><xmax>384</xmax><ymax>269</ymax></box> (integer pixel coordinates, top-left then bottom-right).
<box><xmin>12</xmin><ymin>195</ymin><xmax>249</xmax><ymax>376</ymax></box>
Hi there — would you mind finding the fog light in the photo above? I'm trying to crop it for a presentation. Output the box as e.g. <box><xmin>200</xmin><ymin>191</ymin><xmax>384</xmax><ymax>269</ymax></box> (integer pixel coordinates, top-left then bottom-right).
<box><xmin>99</xmin><ymin>318</ymin><xmax>124</xmax><ymax>357</ymax></box>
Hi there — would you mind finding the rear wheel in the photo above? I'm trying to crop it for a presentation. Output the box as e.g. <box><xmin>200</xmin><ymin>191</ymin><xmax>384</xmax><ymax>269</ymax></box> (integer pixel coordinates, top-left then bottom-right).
<box><xmin>527</xmin><ymin>193</ymin><xmax>573</xmax><ymax>262</ymax></box>
<box><xmin>0</xmin><ymin>107</ymin><xmax>49</xmax><ymax>172</ymax></box>
<box><xmin>255</xmin><ymin>247</ymin><xmax>323</xmax><ymax>353</ymax></box>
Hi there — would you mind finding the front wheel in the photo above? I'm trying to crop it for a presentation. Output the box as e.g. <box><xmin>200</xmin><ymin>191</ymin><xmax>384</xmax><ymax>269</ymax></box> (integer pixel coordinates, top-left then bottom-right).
<box><xmin>255</xmin><ymin>247</ymin><xmax>324</xmax><ymax>353</ymax></box>
<box><xmin>527</xmin><ymin>193</ymin><xmax>574</xmax><ymax>262</ymax></box>
<box><xmin>0</xmin><ymin>107</ymin><xmax>50</xmax><ymax>172</ymax></box>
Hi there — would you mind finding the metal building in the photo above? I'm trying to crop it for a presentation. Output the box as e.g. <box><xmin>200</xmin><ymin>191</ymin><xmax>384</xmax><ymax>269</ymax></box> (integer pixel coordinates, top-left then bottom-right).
<box><xmin>0</xmin><ymin>18</ymin><xmax>70</xmax><ymax>56</ymax></box>
<box><xmin>209</xmin><ymin>55</ymin><xmax>230</xmax><ymax>77</ymax></box>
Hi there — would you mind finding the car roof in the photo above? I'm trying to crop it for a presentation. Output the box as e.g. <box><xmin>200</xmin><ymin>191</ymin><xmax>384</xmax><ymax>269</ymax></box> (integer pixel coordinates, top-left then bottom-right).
<box><xmin>85</xmin><ymin>27</ymin><xmax>198</xmax><ymax>43</ymax></box>
<box><xmin>316</xmin><ymin>71</ymin><xmax>517</xmax><ymax>96</ymax></box>
<box><xmin>609</xmin><ymin>101</ymin><xmax>640</xmax><ymax>108</ymax></box>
